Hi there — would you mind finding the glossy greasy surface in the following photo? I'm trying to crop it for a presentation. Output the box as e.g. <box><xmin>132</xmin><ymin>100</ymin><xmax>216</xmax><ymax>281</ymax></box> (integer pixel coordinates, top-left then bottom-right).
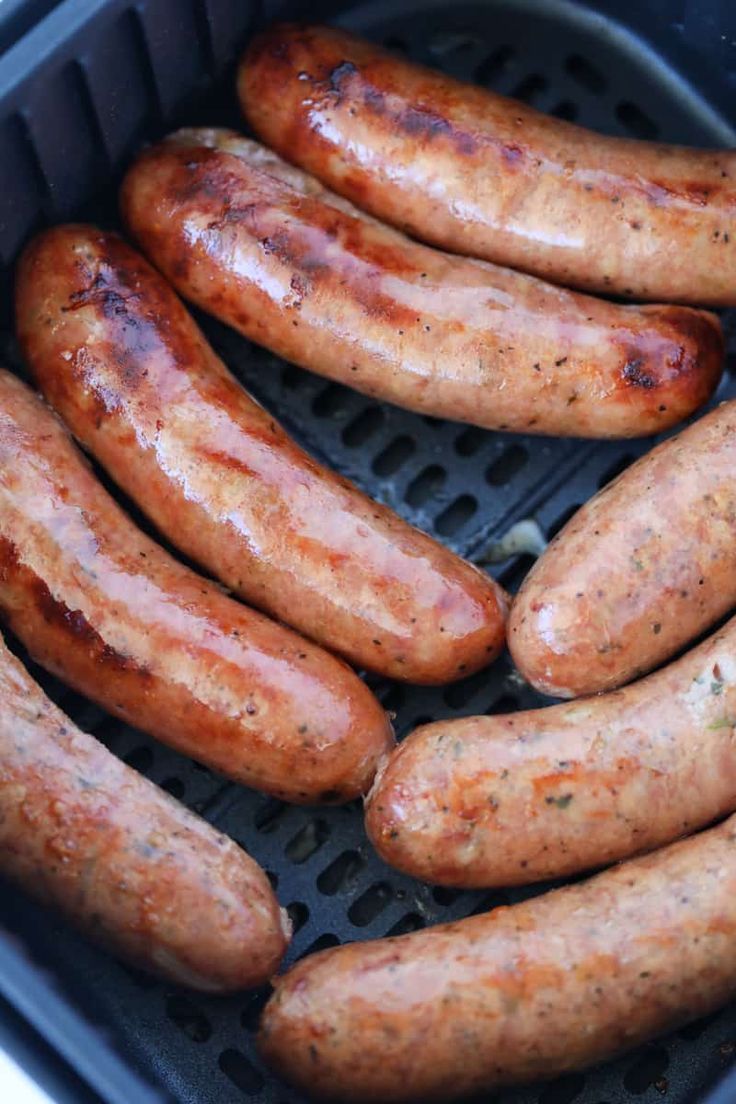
<box><xmin>17</xmin><ymin>224</ymin><xmax>506</xmax><ymax>685</ymax></box>
<box><xmin>0</xmin><ymin>632</ymin><xmax>288</xmax><ymax>990</ymax></box>
<box><xmin>260</xmin><ymin>815</ymin><xmax>736</xmax><ymax>1101</ymax></box>
<box><xmin>510</xmin><ymin>402</ymin><xmax>736</xmax><ymax>697</ymax></box>
<box><xmin>242</xmin><ymin>23</ymin><xmax>736</xmax><ymax>306</ymax></box>
<box><xmin>366</xmin><ymin>612</ymin><xmax>736</xmax><ymax>886</ymax></box>
<box><xmin>0</xmin><ymin>370</ymin><xmax>393</xmax><ymax>803</ymax></box>
<box><xmin>120</xmin><ymin>128</ymin><xmax>724</xmax><ymax>439</ymax></box>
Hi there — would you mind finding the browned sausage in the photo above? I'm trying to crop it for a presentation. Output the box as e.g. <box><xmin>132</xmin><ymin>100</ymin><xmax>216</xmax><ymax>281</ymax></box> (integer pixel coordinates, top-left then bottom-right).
<box><xmin>509</xmin><ymin>401</ymin><xmax>736</xmax><ymax>697</ymax></box>
<box><xmin>366</xmin><ymin>610</ymin><xmax>736</xmax><ymax>886</ymax></box>
<box><xmin>259</xmin><ymin>812</ymin><xmax>736</xmax><ymax>1101</ymax></box>
<box><xmin>0</xmin><ymin>630</ymin><xmax>289</xmax><ymax>990</ymax></box>
<box><xmin>240</xmin><ymin>23</ymin><xmax>736</xmax><ymax>307</ymax></box>
<box><xmin>119</xmin><ymin>128</ymin><xmax>724</xmax><ymax>439</ymax></box>
<box><xmin>0</xmin><ymin>369</ymin><xmax>393</xmax><ymax>803</ymax></box>
<box><xmin>16</xmin><ymin>224</ymin><xmax>506</xmax><ymax>686</ymax></box>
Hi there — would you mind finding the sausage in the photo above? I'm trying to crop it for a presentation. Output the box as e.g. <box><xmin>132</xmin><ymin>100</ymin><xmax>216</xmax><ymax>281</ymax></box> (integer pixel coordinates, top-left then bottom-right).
<box><xmin>259</xmin><ymin>812</ymin><xmax>736</xmax><ymax>1101</ymax></box>
<box><xmin>0</xmin><ymin>369</ymin><xmax>393</xmax><ymax>803</ymax></box>
<box><xmin>509</xmin><ymin>401</ymin><xmax>736</xmax><ymax>697</ymax></box>
<box><xmin>0</xmin><ymin>630</ymin><xmax>289</xmax><ymax>991</ymax></box>
<box><xmin>240</xmin><ymin>23</ymin><xmax>736</xmax><ymax>307</ymax></box>
<box><xmin>366</xmin><ymin>609</ymin><xmax>736</xmax><ymax>886</ymax></box>
<box><xmin>16</xmin><ymin>224</ymin><xmax>506</xmax><ymax>686</ymax></box>
<box><xmin>119</xmin><ymin>128</ymin><xmax>724</xmax><ymax>439</ymax></box>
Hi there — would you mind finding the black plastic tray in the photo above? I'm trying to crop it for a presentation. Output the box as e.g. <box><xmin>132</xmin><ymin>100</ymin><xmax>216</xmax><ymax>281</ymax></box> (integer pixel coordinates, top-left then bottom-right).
<box><xmin>0</xmin><ymin>2</ymin><xmax>734</xmax><ymax>1103</ymax></box>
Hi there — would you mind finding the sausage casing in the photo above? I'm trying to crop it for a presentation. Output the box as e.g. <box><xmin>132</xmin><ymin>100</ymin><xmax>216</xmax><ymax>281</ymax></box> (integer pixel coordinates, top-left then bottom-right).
<box><xmin>366</xmin><ymin>609</ymin><xmax>736</xmax><ymax>886</ymax></box>
<box><xmin>509</xmin><ymin>401</ymin><xmax>736</xmax><ymax>697</ymax></box>
<box><xmin>16</xmin><ymin>224</ymin><xmax>506</xmax><ymax>685</ymax></box>
<box><xmin>241</xmin><ymin>23</ymin><xmax>736</xmax><ymax>307</ymax></box>
<box><xmin>259</xmin><ymin>813</ymin><xmax>736</xmax><ymax>1101</ymax></box>
<box><xmin>120</xmin><ymin>128</ymin><xmax>723</xmax><ymax>440</ymax></box>
<box><xmin>0</xmin><ymin>370</ymin><xmax>393</xmax><ymax>803</ymax></box>
<box><xmin>0</xmin><ymin>631</ymin><xmax>288</xmax><ymax>991</ymax></box>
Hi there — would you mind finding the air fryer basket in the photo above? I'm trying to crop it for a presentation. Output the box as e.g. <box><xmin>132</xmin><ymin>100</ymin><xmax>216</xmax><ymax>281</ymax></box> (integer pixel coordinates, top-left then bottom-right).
<box><xmin>0</xmin><ymin>1</ymin><xmax>734</xmax><ymax>1102</ymax></box>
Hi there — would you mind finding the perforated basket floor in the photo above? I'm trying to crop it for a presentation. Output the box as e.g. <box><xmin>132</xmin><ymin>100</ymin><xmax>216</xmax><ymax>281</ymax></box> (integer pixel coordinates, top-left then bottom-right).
<box><xmin>1</xmin><ymin>2</ymin><xmax>736</xmax><ymax>1103</ymax></box>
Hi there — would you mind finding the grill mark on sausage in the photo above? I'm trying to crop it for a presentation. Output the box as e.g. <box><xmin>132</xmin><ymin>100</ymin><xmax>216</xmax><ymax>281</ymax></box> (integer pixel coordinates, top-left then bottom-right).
<box><xmin>579</xmin><ymin>174</ymin><xmax>734</xmax><ymax>211</ymax></box>
<box><xmin>331</xmin><ymin>65</ymin><xmax>480</xmax><ymax>158</ymax></box>
<box><xmin>501</xmin><ymin>144</ymin><xmax>525</xmax><ymax>166</ymax></box>
<box><xmin>396</xmin><ymin>106</ymin><xmax>452</xmax><ymax>140</ymax></box>
<box><xmin>62</xmin><ymin>247</ymin><xmax>182</xmax><ymax>400</ymax></box>
<box><xmin>0</xmin><ymin>537</ymin><xmax>148</xmax><ymax>677</ymax></box>
<box><xmin>258</xmin><ymin>28</ymin><xmax>734</xmax><ymax>215</ymax></box>
<box><xmin>0</xmin><ymin>534</ymin><xmax>21</xmax><ymax>583</ymax></box>
<box><xmin>64</xmin><ymin>269</ymin><xmax>143</xmax><ymax>327</ymax></box>
<box><xmin>33</xmin><ymin>581</ymin><xmax>148</xmax><ymax>675</ymax></box>
<box><xmin>193</xmin><ymin>446</ymin><xmax>260</xmax><ymax>480</ymax></box>
<box><xmin>175</xmin><ymin>146</ymin><xmax>238</xmax><ymax>205</ymax></box>
<box><xmin>295</xmin><ymin>48</ymin><xmax>484</xmax><ymax>160</ymax></box>
<box><xmin>174</xmin><ymin>154</ymin><xmax>421</xmax><ymax>330</ymax></box>
<box><xmin>622</xmin><ymin>359</ymin><xmax>656</xmax><ymax>389</ymax></box>
<box><xmin>615</xmin><ymin>306</ymin><xmax>723</xmax><ymax>401</ymax></box>
<box><xmin>328</xmin><ymin>60</ymin><xmax>358</xmax><ymax>99</ymax></box>
<box><xmin>362</xmin><ymin>87</ymin><xmax>386</xmax><ymax>114</ymax></box>
<box><xmin>644</xmin><ymin>179</ymin><xmax>719</xmax><ymax>208</ymax></box>
<box><xmin>256</xmin><ymin>226</ymin><xmax>331</xmax><ymax>278</ymax></box>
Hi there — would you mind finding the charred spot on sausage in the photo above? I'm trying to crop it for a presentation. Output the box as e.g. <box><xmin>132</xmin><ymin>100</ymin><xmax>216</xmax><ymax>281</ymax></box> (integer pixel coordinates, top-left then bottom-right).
<box><xmin>623</xmin><ymin>359</ymin><xmax>656</xmax><ymax>389</ymax></box>
<box><xmin>362</xmin><ymin>87</ymin><xmax>386</xmax><ymax>114</ymax></box>
<box><xmin>398</xmin><ymin>107</ymin><xmax>452</xmax><ymax>140</ymax></box>
<box><xmin>30</xmin><ymin>577</ymin><xmax>146</xmax><ymax>675</ymax></box>
<box><xmin>327</xmin><ymin>61</ymin><xmax>358</xmax><ymax>100</ymax></box>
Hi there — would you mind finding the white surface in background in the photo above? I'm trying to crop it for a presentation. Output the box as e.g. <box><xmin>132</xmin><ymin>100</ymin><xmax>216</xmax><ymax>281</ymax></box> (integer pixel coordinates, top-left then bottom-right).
<box><xmin>0</xmin><ymin>1048</ymin><xmax>56</xmax><ymax>1103</ymax></box>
